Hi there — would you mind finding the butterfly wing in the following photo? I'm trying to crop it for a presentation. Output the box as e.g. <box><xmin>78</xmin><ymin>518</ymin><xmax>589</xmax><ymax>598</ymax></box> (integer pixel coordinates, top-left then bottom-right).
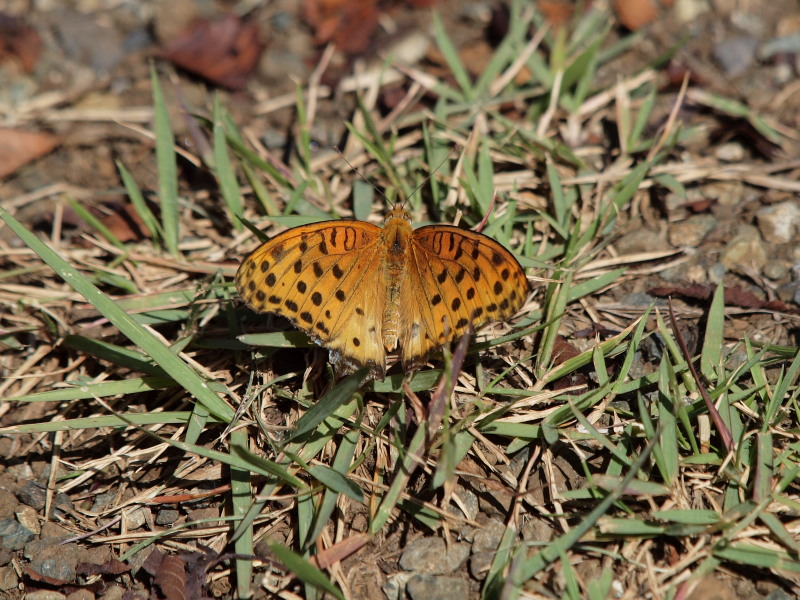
<box><xmin>236</xmin><ymin>220</ymin><xmax>388</xmax><ymax>378</ymax></box>
<box><xmin>399</xmin><ymin>225</ymin><xmax>528</xmax><ymax>369</ymax></box>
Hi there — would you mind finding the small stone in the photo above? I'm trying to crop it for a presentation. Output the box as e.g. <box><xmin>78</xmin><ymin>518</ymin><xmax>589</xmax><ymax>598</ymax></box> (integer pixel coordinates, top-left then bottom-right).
<box><xmin>0</xmin><ymin>518</ymin><xmax>35</xmax><ymax>551</ymax></box>
<box><xmin>674</xmin><ymin>0</ymin><xmax>708</xmax><ymax>23</ymax></box>
<box><xmin>470</xmin><ymin>518</ymin><xmax>506</xmax><ymax>578</ymax></box>
<box><xmin>704</xmin><ymin>181</ymin><xmax>746</xmax><ymax>206</ymax></box>
<box><xmin>155</xmin><ymin>509</ymin><xmax>179</xmax><ymax>526</ymax></box>
<box><xmin>406</xmin><ymin>575</ymin><xmax>469</xmax><ymax>600</ymax></box>
<box><xmin>668</xmin><ymin>214</ymin><xmax>717</xmax><ymax>248</ymax></box>
<box><xmin>0</xmin><ymin>489</ymin><xmax>19</xmax><ymax>520</ymax></box>
<box><xmin>383</xmin><ymin>572</ymin><xmax>413</xmax><ymax>600</ymax></box>
<box><xmin>123</xmin><ymin>508</ymin><xmax>147</xmax><ymax>530</ymax></box>
<box><xmin>98</xmin><ymin>585</ymin><xmax>125</xmax><ymax>600</ymax></box>
<box><xmin>6</xmin><ymin>464</ymin><xmax>34</xmax><ymax>481</ymax></box>
<box><xmin>615</xmin><ymin>226</ymin><xmax>669</xmax><ymax>254</ymax></box>
<box><xmin>399</xmin><ymin>537</ymin><xmax>470</xmax><ymax>575</ymax></box>
<box><xmin>775</xmin><ymin>281</ymin><xmax>800</xmax><ymax>304</ymax></box>
<box><xmin>39</xmin><ymin>522</ymin><xmax>71</xmax><ymax>542</ymax></box>
<box><xmin>25</xmin><ymin>541</ymin><xmax>79</xmax><ymax>583</ymax></box>
<box><xmin>714</xmin><ymin>142</ymin><xmax>745</xmax><ymax>162</ymax></box>
<box><xmin>16</xmin><ymin>481</ymin><xmax>46</xmax><ymax>510</ymax></box>
<box><xmin>713</xmin><ymin>36</ymin><xmax>759</xmax><ymax>77</ymax></box>
<box><xmin>721</xmin><ymin>225</ymin><xmax>767</xmax><ymax>274</ymax></box>
<box><xmin>53</xmin><ymin>10</ymin><xmax>125</xmax><ymax>75</ymax></box>
<box><xmin>90</xmin><ymin>492</ymin><xmax>117</xmax><ymax>514</ymax></box>
<box><xmin>15</xmin><ymin>505</ymin><xmax>40</xmax><ymax>535</ymax></box>
<box><xmin>24</xmin><ymin>592</ymin><xmax>66</xmax><ymax>600</ymax></box>
<box><xmin>707</xmin><ymin>263</ymin><xmax>726</xmax><ymax>284</ymax></box>
<box><xmin>763</xmin><ymin>260</ymin><xmax>789</xmax><ymax>281</ymax></box>
<box><xmin>77</xmin><ymin>544</ymin><xmax>112</xmax><ymax>566</ymax></box>
<box><xmin>447</xmin><ymin>486</ymin><xmax>479</xmax><ymax>522</ymax></box>
<box><xmin>730</xmin><ymin>12</ymin><xmax>766</xmax><ymax>37</ymax></box>
<box><xmin>0</xmin><ymin>565</ymin><xmax>18</xmax><ymax>590</ymax></box>
<box><xmin>521</xmin><ymin>516</ymin><xmax>554</xmax><ymax>543</ymax></box>
<box><xmin>756</xmin><ymin>201</ymin><xmax>800</xmax><ymax>244</ymax></box>
<box><xmin>66</xmin><ymin>590</ymin><xmax>95</xmax><ymax>600</ymax></box>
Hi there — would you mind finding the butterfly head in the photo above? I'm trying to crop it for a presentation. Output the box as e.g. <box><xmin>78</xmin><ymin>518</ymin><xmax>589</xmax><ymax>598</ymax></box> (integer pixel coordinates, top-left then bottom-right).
<box><xmin>385</xmin><ymin>204</ymin><xmax>412</xmax><ymax>224</ymax></box>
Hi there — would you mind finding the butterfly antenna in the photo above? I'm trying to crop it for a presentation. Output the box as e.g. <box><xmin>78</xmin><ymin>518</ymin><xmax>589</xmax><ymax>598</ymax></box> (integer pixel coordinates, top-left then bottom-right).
<box><xmin>404</xmin><ymin>144</ymin><xmax>459</xmax><ymax>208</ymax></box>
<box><xmin>335</xmin><ymin>144</ymin><xmax>459</xmax><ymax>209</ymax></box>
<box><xmin>334</xmin><ymin>145</ymin><xmax>390</xmax><ymax>205</ymax></box>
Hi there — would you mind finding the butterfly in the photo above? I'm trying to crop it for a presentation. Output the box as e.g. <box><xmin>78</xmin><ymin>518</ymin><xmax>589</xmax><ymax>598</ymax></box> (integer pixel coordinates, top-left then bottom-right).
<box><xmin>236</xmin><ymin>204</ymin><xmax>529</xmax><ymax>380</ymax></box>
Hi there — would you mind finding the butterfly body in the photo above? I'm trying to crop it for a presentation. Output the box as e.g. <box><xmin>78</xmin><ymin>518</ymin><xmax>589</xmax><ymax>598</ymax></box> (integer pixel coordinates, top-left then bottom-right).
<box><xmin>236</xmin><ymin>204</ymin><xmax>528</xmax><ymax>380</ymax></box>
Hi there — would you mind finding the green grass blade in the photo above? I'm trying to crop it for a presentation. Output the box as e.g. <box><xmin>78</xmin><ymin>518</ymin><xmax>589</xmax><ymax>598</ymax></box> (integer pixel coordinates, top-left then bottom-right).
<box><xmin>213</xmin><ymin>95</ymin><xmax>244</xmax><ymax>230</ymax></box>
<box><xmin>150</xmin><ymin>65</ymin><xmax>180</xmax><ymax>256</ymax></box>
<box><xmin>0</xmin><ymin>205</ymin><xmax>234</xmax><ymax>422</ymax></box>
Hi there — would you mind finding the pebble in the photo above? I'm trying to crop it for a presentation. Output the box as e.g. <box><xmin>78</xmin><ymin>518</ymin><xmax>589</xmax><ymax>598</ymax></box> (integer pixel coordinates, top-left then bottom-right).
<box><xmin>399</xmin><ymin>537</ymin><xmax>470</xmax><ymax>575</ymax></box>
<box><xmin>0</xmin><ymin>489</ymin><xmax>19</xmax><ymax>519</ymax></box>
<box><xmin>668</xmin><ymin>214</ymin><xmax>717</xmax><ymax>248</ymax></box>
<box><xmin>406</xmin><ymin>574</ymin><xmax>470</xmax><ymax>600</ymax></box>
<box><xmin>155</xmin><ymin>508</ymin><xmax>180</xmax><ymax>526</ymax></box>
<box><xmin>756</xmin><ymin>201</ymin><xmax>800</xmax><ymax>244</ymax></box>
<box><xmin>447</xmin><ymin>486</ymin><xmax>479</xmax><ymax>522</ymax></box>
<box><xmin>707</xmin><ymin>262</ymin><xmax>726</xmax><ymax>284</ymax></box>
<box><xmin>66</xmin><ymin>590</ymin><xmax>95</xmax><ymax>600</ymax></box>
<box><xmin>763</xmin><ymin>260</ymin><xmax>789</xmax><ymax>281</ymax></box>
<box><xmin>714</xmin><ymin>142</ymin><xmax>745</xmax><ymax>162</ymax></box>
<box><xmin>24</xmin><ymin>592</ymin><xmax>66</xmax><ymax>600</ymax></box>
<box><xmin>6</xmin><ymin>464</ymin><xmax>34</xmax><ymax>481</ymax></box>
<box><xmin>123</xmin><ymin>507</ymin><xmax>147</xmax><ymax>531</ymax></box>
<box><xmin>96</xmin><ymin>585</ymin><xmax>125</xmax><ymax>600</ymax></box>
<box><xmin>713</xmin><ymin>36</ymin><xmax>760</xmax><ymax>77</ymax></box>
<box><xmin>469</xmin><ymin>518</ymin><xmax>506</xmax><ymax>578</ymax></box>
<box><xmin>16</xmin><ymin>481</ymin><xmax>46</xmax><ymax>510</ymax></box>
<box><xmin>24</xmin><ymin>540</ymin><xmax>79</xmax><ymax>584</ymax></box>
<box><xmin>615</xmin><ymin>226</ymin><xmax>669</xmax><ymax>254</ymax></box>
<box><xmin>721</xmin><ymin>225</ymin><xmax>767</xmax><ymax>274</ymax></box>
<box><xmin>15</xmin><ymin>505</ymin><xmax>40</xmax><ymax>535</ymax></box>
<box><xmin>0</xmin><ymin>565</ymin><xmax>18</xmax><ymax>591</ymax></box>
<box><xmin>0</xmin><ymin>518</ymin><xmax>35</xmax><ymax>551</ymax></box>
<box><xmin>673</xmin><ymin>0</ymin><xmax>708</xmax><ymax>24</ymax></box>
<box><xmin>383</xmin><ymin>572</ymin><xmax>413</xmax><ymax>600</ymax></box>
<box><xmin>776</xmin><ymin>281</ymin><xmax>800</xmax><ymax>304</ymax></box>
<box><xmin>53</xmin><ymin>10</ymin><xmax>126</xmax><ymax>75</ymax></box>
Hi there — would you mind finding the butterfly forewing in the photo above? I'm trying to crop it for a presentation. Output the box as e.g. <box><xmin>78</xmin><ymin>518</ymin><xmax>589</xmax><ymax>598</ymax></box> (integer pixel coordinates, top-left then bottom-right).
<box><xmin>235</xmin><ymin>220</ymin><xmax>387</xmax><ymax>378</ymax></box>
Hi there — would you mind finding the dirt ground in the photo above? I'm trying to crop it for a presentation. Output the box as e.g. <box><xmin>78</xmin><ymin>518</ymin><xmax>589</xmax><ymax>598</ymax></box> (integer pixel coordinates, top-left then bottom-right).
<box><xmin>1</xmin><ymin>0</ymin><xmax>800</xmax><ymax>599</ymax></box>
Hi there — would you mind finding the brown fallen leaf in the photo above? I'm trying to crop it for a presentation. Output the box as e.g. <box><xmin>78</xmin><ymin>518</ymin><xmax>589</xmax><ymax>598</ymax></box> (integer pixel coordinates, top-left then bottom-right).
<box><xmin>0</xmin><ymin>13</ymin><xmax>42</xmax><ymax>73</ymax></box>
<box><xmin>0</xmin><ymin>128</ymin><xmax>59</xmax><ymax>179</ymax></box>
<box><xmin>302</xmin><ymin>0</ymin><xmax>378</xmax><ymax>55</ymax></box>
<box><xmin>161</xmin><ymin>14</ymin><xmax>265</xmax><ymax>90</ymax></box>
<box><xmin>154</xmin><ymin>554</ymin><xmax>187</xmax><ymax>600</ymax></box>
<box><xmin>613</xmin><ymin>0</ymin><xmax>658</xmax><ymax>31</ymax></box>
<box><xmin>99</xmin><ymin>201</ymin><xmax>152</xmax><ymax>242</ymax></box>
<box><xmin>650</xmin><ymin>284</ymin><xmax>799</xmax><ymax>315</ymax></box>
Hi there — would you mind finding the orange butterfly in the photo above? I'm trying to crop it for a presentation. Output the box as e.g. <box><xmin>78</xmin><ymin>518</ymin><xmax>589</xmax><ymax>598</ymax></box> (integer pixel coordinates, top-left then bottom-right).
<box><xmin>236</xmin><ymin>204</ymin><xmax>528</xmax><ymax>380</ymax></box>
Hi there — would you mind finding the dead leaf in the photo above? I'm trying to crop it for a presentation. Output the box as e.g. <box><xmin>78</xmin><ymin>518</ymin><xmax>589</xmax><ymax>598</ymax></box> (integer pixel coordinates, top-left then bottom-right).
<box><xmin>539</xmin><ymin>1</ymin><xmax>577</xmax><ymax>28</ymax></box>
<box><xmin>613</xmin><ymin>0</ymin><xmax>658</xmax><ymax>31</ymax></box>
<box><xmin>0</xmin><ymin>13</ymin><xmax>42</xmax><ymax>73</ymax></box>
<box><xmin>154</xmin><ymin>555</ymin><xmax>187</xmax><ymax>600</ymax></box>
<box><xmin>0</xmin><ymin>128</ymin><xmax>59</xmax><ymax>178</ymax></box>
<box><xmin>161</xmin><ymin>14</ymin><xmax>265</xmax><ymax>90</ymax></box>
<box><xmin>302</xmin><ymin>0</ymin><xmax>378</xmax><ymax>55</ymax></box>
<box><xmin>310</xmin><ymin>534</ymin><xmax>371</xmax><ymax>569</ymax></box>
<box><xmin>650</xmin><ymin>284</ymin><xmax>799</xmax><ymax>315</ymax></box>
<box><xmin>99</xmin><ymin>202</ymin><xmax>152</xmax><ymax>242</ymax></box>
